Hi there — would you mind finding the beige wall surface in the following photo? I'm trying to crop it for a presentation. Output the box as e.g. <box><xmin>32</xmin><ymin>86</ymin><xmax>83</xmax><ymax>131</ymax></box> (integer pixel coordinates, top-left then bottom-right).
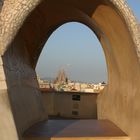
<box><xmin>0</xmin><ymin>56</ymin><xmax>19</xmax><ymax>140</ymax></box>
<box><xmin>42</xmin><ymin>92</ymin><xmax>55</xmax><ymax>116</ymax></box>
<box><xmin>42</xmin><ymin>92</ymin><xmax>97</xmax><ymax>119</ymax></box>
<box><xmin>2</xmin><ymin>34</ymin><xmax>48</xmax><ymax>139</ymax></box>
<box><xmin>0</xmin><ymin>0</ymin><xmax>140</xmax><ymax>140</ymax></box>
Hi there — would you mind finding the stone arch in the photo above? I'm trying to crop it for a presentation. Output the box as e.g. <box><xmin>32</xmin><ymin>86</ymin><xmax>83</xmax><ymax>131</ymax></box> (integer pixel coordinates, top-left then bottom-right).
<box><xmin>0</xmin><ymin>0</ymin><xmax>140</xmax><ymax>140</ymax></box>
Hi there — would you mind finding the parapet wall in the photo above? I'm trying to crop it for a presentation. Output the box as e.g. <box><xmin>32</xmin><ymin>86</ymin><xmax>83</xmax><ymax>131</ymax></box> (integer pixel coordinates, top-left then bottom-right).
<box><xmin>41</xmin><ymin>91</ymin><xmax>97</xmax><ymax>119</ymax></box>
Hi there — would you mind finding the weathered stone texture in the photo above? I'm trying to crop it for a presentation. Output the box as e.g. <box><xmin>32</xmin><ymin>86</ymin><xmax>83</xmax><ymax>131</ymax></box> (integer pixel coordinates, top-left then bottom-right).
<box><xmin>0</xmin><ymin>0</ymin><xmax>41</xmax><ymax>54</ymax></box>
<box><xmin>110</xmin><ymin>0</ymin><xmax>140</xmax><ymax>60</ymax></box>
<box><xmin>0</xmin><ymin>0</ymin><xmax>139</xmax><ymax>55</ymax></box>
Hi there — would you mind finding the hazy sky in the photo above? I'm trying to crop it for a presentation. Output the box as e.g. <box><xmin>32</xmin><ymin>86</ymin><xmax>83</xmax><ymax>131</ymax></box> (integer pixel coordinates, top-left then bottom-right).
<box><xmin>127</xmin><ymin>0</ymin><xmax>140</xmax><ymax>22</ymax></box>
<box><xmin>36</xmin><ymin>0</ymin><xmax>140</xmax><ymax>83</ymax></box>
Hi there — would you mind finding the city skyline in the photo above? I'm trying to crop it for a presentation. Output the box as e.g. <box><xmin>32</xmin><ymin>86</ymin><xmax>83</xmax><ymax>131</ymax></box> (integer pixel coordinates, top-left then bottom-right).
<box><xmin>36</xmin><ymin>0</ymin><xmax>140</xmax><ymax>83</ymax></box>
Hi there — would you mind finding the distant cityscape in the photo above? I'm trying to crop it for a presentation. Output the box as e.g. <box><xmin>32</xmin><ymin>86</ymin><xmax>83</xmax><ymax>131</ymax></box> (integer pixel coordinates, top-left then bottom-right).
<box><xmin>37</xmin><ymin>69</ymin><xmax>106</xmax><ymax>93</ymax></box>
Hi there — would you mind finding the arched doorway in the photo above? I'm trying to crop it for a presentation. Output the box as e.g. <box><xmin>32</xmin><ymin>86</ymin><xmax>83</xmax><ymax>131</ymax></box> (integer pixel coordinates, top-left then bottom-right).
<box><xmin>36</xmin><ymin>22</ymin><xmax>107</xmax><ymax>83</ymax></box>
<box><xmin>36</xmin><ymin>21</ymin><xmax>108</xmax><ymax>119</ymax></box>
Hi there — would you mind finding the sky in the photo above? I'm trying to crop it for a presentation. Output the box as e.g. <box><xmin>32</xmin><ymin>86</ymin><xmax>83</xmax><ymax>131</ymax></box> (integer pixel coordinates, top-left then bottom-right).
<box><xmin>36</xmin><ymin>0</ymin><xmax>140</xmax><ymax>83</ymax></box>
<box><xmin>127</xmin><ymin>0</ymin><xmax>140</xmax><ymax>22</ymax></box>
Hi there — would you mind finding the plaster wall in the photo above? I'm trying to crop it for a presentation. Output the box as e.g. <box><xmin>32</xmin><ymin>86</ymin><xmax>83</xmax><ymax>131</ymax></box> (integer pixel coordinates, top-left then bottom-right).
<box><xmin>2</xmin><ymin>34</ymin><xmax>48</xmax><ymax>139</ymax></box>
<box><xmin>42</xmin><ymin>92</ymin><xmax>97</xmax><ymax>119</ymax></box>
<box><xmin>42</xmin><ymin>92</ymin><xmax>55</xmax><ymax>116</ymax></box>
<box><xmin>0</xmin><ymin>56</ymin><xmax>18</xmax><ymax>140</ymax></box>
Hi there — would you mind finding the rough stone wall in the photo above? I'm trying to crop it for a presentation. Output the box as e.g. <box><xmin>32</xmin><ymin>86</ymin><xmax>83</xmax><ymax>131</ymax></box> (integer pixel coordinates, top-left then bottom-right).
<box><xmin>0</xmin><ymin>0</ymin><xmax>139</xmax><ymax>55</ymax></box>
<box><xmin>0</xmin><ymin>0</ymin><xmax>41</xmax><ymax>54</ymax></box>
<box><xmin>110</xmin><ymin>0</ymin><xmax>140</xmax><ymax>60</ymax></box>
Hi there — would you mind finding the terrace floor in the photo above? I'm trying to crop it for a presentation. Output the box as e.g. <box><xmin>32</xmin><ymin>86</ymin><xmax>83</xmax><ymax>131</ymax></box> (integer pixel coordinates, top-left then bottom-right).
<box><xmin>24</xmin><ymin>119</ymin><xmax>130</xmax><ymax>140</ymax></box>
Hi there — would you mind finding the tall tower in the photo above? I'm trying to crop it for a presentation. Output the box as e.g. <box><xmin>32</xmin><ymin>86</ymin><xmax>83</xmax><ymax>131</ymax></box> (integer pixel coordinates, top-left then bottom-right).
<box><xmin>54</xmin><ymin>69</ymin><xmax>68</xmax><ymax>84</ymax></box>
